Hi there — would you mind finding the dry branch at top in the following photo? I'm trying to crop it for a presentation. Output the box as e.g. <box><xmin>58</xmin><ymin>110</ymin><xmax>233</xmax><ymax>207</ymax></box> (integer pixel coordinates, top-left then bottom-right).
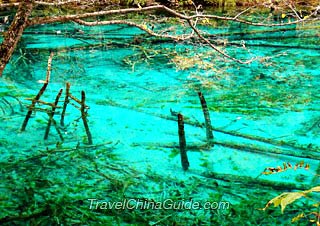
<box><xmin>0</xmin><ymin>1</ymin><xmax>319</xmax><ymax>76</ymax></box>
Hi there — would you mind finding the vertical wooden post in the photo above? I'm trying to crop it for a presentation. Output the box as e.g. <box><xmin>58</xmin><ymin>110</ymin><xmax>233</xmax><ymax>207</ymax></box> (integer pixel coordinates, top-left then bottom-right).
<box><xmin>198</xmin><ymin>92</ymin><xmax>214</xmax><ymax>146</ymax></box>
<box><xmin>178</xmin><ymin>113</ymin><xmax>189</xmax><ymax>171</ymax></box>
<box><xmin>60</xmin><ymin>82</ymin><xmax>70</xmax><ymax>126</ymax></box>
<box><xmin>44</xmin><ymin>88</ymin><xmax>63</xmax><ymax>140</ymax></box>
<box><xmin>81</xmin><ymin>91</ymin><xmax>93</xmax><ymax>145</ymax></box>
<box><xmin>21</xmin><ymin>52</ymin><xmax>53</xmax><ymax>131</ymax></box>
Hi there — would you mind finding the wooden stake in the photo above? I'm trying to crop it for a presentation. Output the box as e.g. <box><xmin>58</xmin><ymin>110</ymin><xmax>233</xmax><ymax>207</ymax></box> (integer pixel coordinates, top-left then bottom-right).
<box><xmin>60</xmin><ymin>82</ymin><xmax>70</xmax><ymax>126</ymax></box>
<box><xmin>178</xmin><ymin>113</ymin><xmax>189</xmax><ymax>171</ymax></box>
<box><xmin>21</xmin><ymin>52</ymin><xmax>54</xmax><ymax>131</ymax></box>
<box><xmin>198</xmin><ymin>92</ymin><xmax>214</xmax><ymax>146</ymax></box>
<box><xmin>81</xmin><ymin>91</ymin><xmax>93</xmax><ymax>145</ymax></box>
<box><xmin>44</xmin><ymin>88</ymin><xmax>63</xmax><ymax>140</ymax></box>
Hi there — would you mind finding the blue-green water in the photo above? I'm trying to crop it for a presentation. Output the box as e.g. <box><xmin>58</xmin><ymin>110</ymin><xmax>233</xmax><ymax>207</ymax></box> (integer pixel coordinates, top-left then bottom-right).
<box><xmin>0</xmin><ymin>19</ymin><xmax>320</xmax><ymax>225</ymax></box>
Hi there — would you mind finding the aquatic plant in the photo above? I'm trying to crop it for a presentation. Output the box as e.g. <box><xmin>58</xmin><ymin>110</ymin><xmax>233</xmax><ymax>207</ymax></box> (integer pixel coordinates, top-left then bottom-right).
<box><xmin>262</xmin><ymin>161</ymin><xmax>310</xmax><ymax>175</ymax></box>
<box><xmin>263</xmin><ymin>186</ymin><xmax>320</xmax><ymax>225</ymax></box>
<box><xmin>1</xmin><ymin>132</ymin><xmax>317</xmax><ymax>225</ymax></box>
<box><xmin>261</xmin><ymin>162</ymin><xmax>320</xmax><ymax>225</ymax></box>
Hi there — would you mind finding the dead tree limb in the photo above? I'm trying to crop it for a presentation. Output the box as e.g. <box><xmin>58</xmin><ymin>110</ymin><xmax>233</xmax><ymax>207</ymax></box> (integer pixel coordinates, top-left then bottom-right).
<box><xmin>35</xmin><ymin>0</ymin><xmax>80</xmax><ymax>6</ymax></box>
<box><xmin>0</xmin><ymin>2</ymin><xmax>318</xmax><ymax>76</ymax></box>
<box><xmin>28</xmin><ymin>5</ymin><xmax>319</xmax><ymax>28</ymax></box>
<box><xmin>73</xmin><ymin>19</ymin><xmax>192</xmax><ymax>41</ymax></box>
<box><xmin>0</xmin><ymin>0</ymin><xmax>34</xmax><ymax>77</ymax></box>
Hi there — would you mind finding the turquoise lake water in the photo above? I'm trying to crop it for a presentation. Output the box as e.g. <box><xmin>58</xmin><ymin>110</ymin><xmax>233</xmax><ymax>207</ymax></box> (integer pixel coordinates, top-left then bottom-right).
<box><xmin>0</xmin><ymin>17</ymin><xmax>320</xmax><ymax>225</ymax></box>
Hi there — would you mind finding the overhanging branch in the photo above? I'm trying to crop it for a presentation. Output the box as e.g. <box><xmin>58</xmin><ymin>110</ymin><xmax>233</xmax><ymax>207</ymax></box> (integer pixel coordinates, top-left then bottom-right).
<box><xmin>35</xmin><ymin>0</ymin><xmax>81</xmax><ymax>6</ymax></box>
<box><xmin>0</xmin><ymin>0</ymin><xmax>34</xmax><ymax>77</ymax></box>
<box><xmin>73</xmin><ymin>19</ymin><xmax>193</xmax><ymax>41</ymax></box>
<box><xmin>28</xmin><ymin>4</ymin><xmax>320</xmax><ymax>27</ymax></box>
<box><xmin>0</xmin><ymin>2</ymin><xmax>319</xmax><ymax>77</ymax></box>
<box><xmin>187</xmin><ymin>19</ymin><xmax>257</xmax><ymax>64</ymax></box>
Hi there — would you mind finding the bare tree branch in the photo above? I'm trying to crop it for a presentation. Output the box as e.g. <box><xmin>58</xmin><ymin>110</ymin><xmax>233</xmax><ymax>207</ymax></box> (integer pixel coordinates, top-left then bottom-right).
<box><xmin>0</xmin><ymin>0</ymin><xmax>82</xmax><ymax>7</ymax></box>
<box><xmin>0</xmin><ymin>3</ymin><xmax>20</xmax><ymax>8</ymax></box>
<box><xmin>18</xmin><ymin>4</ymin><xmax>320</xmax><ymax>67</ymax></box>
<box><xmin>0</xmin><ymin>1</ymin><xmax>319</xmax><ymax>77</ymax></box>
<box><xmin>28</xmin><ymin>5</ymin><xmax>169</xmax><ymax>26</ymax></box>
<box><xmin>28</xmin><ymin>4</ymin><xmax>320</xmax><ymax>28</ymax></box>
<box><xmin>233</xmin><ymin>7</ymin><xmax>252</xmax><ymax>20</ymax></box>
<box><xmin>190</xmin><ymin>10</ymin><xmax>320</xmax><ymax>27</ymax></box>
<box><xmin>35</xmin><ymin>0</ymin><xmax>81</xmax><ymax>6</ymax></box>
<box><xmin>186</xmin><ymin>19</ymin><xmax>257</xmax><ymax>64</ymax></box>
<box><xmin>287</xmin><ymin>2</ymin><xmax>302</xmax><ymax>20</ymax></box>
<box><xmin>0</xmin><ymin>0</ymin><xmax>34</xmax><ymax>76</ymax></box>
<box><xmin>73</xmin><ymin>19</ymin><xmax>193</xmax><ymax>41</ymax></box>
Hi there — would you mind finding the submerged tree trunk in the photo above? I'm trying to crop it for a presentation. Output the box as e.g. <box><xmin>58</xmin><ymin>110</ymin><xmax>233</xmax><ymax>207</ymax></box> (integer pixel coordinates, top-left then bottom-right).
<box><xmin>0</xmin><ymin>1</ymin><xmax>33</xmax><ymax>77</ymax></box>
